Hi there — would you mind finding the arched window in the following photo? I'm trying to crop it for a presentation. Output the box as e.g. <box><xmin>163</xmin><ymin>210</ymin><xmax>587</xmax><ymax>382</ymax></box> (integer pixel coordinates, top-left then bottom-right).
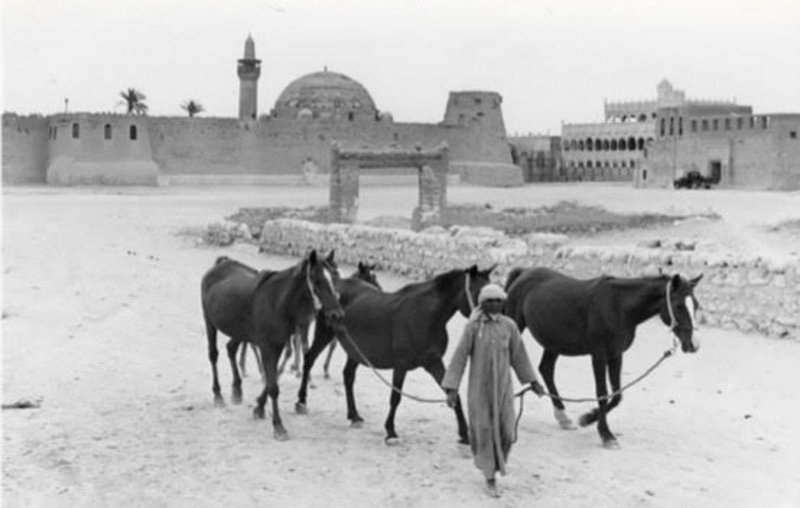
<box><xmin>104</xmin><ymin>124</ymin><xmax>112</xmax><ymax>140</ymax></box>
<box><xmin>587</xmin><ymin>160</ymin><xmax>593</xmax><ymax>168</ymax></box>
<box><xmin>595</xmin><ymin>139</ymin><xmax>602</xmax><ymax>151</ymax></box>
<box><xmin>586</xmin><ymin>138</ymin><xmax>593</xmax><ymax>152</ymax></box>
<box><xmin>563</xmin><ymin>141</ymin><xmax>570</xmax><ymax>152</ymax></box>
<box><xmin>637</xmin><ymin>138</ymin><xmax>645</xmax><ymax>150</ymax></box>
<box><xmin>638</xmin><ymin>114</ymin><xmax>647</xmax><ymax>122</ymax></box>
<box><xmin>691</xmin><ymin>119</ymin><xmax>698</xmax><ymax>132</ymax></box>
<box><xmin>578</xmin><ymin>140</ymin><xmax>585</xmax><ymax>150</ymax></box>
<box><xmin>570</xmin><ymin>140</ymin><xmax>578</xmax><ymax>150</ymax></box>
<box><xmin>72</xmin><ymin>123</ymin><xmax>80</xmax><ymax>139</ymax></box>
<box><xmin>621</xmin><ymin>160</ymin><xmax>627</xmax><ymax>168</ymax></box>
<box><xmin>602</xmin><ymin>139</ymin><xmax>609</xmax><ymax>151</ymax></box>
<box><xmin>627</xmin><ymin>137</ymin><xmax>636</xmax><ymax>150</ymax></box>
<box><xmin>660</xmin><ymin>117</ymin><xmax>666</xmax><ymax>136</ymax></box>
<box><xmin>610</xmin><ymin>139</ymin><xmax>617</xmax><ymax>151</ymax></box>
<box><xmin>348</xmin><ymin>112</ymin><xmax>355</xmax><ymax>121</ymax></box>
<box><xmin>129</xmin><ymin>125</ymin><xmax>138</xmax><ymax>140</ymax></box>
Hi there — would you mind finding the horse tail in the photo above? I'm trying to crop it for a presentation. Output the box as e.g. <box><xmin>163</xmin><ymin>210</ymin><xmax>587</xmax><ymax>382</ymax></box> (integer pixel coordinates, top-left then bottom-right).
<box><xmin>504</xmin><ymin>266</ymin><xmax>526</xmax><ymax>292</ymax></box>
<box><xmin>214</xmin><ymin>256</ymin><xmax>230</xmax><ymax>265</ymax></box>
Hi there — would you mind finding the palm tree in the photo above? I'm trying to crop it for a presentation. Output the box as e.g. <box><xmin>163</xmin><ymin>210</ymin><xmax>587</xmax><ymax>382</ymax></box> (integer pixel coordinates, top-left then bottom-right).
<box><xmin>181</xmin><ymin>100</ymin><xmax>205</xmax><ymax>118</ymax></box>
<box><xmin>118</xmin><ymin>88</ymin><xmax>148</xmax><ymax>115</ymax></box>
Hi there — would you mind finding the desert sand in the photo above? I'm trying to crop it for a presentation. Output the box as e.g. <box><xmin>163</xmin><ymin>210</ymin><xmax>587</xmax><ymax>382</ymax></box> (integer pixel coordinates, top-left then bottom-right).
<box><xmin>2</xmin><ymin>184</ymin><xmax>799</xmax><ymax>507</ymax></box>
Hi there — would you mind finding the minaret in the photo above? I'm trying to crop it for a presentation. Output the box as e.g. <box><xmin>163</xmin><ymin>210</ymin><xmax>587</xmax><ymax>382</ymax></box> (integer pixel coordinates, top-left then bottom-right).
<box><xmin>238</xmin><ymin>34</ymin><xmax>261</xmax><ymax>121</ymax></box>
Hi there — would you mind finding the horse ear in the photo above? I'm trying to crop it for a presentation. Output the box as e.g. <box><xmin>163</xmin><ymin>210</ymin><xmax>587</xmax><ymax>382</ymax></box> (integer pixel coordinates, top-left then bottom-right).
<box><xmin>690</xmin><ymin>274</ymin><xmax>704</xmax><ymax>287</ymax></box>
<box><xmin>468</xmin><ymin>265</ymin><xmax>479</xmax><ymax>276</ymax></box>
<box><xmin>358</xmin><ymin>261</ymin><xmax>365</xmax><ymax>271</ymax></box>
<box><xmin>370</xmin><ymin>263</ymin><xmax>377</xmax><ymax>271</ymax></box>
<box><xmin>482</xmin><ymin>264</ymin><xmax>498</xmax><ymax>275</ymax></box>
<box><xmin>308</xmin><ymin>250</ymin><xmax>318</xmax><ymax>265</ymax></box>
<box><xmin>326</xmin><ymin>249</ymin><xmax>335</xmax><ymax>263</ymax></box>
<box><xmin>670</xmin><ymin>273</ymin><xmax>681</xmax><ymax>290</ymax></box>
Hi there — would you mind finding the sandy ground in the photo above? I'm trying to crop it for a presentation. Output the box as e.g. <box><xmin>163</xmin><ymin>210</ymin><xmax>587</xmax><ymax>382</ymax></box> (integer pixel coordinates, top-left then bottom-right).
<box><xmin>2</xmin><ymin>184</ymin><xmax>800</xmax><ymax>507</ymax></box>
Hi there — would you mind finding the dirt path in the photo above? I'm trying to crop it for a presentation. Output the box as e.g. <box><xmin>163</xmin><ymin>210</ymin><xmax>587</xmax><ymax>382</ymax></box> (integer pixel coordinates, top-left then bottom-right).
<box><xmin>2</xmin><ymin>186</ymin><xmax>799</xmax><ymax>507</ymax></box>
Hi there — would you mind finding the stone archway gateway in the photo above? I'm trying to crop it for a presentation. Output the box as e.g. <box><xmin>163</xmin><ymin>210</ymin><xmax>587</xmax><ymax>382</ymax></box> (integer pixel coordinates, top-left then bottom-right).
<box><xmin>329</xmin><ymin>142</ymin><xmax>449</xmax><ymax>230</ymax></box>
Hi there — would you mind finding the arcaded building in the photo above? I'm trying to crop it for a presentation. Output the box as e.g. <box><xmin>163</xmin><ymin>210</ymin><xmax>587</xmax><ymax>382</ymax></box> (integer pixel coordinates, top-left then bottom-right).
<box><xmin>2</xmin><ymin>36</ymin><xmax>521</xmax><ymax>186</ymax></box>
<box><xmin>639</xmin><ymin>105</ymin><xmax>800</xmax><ymax>190</ymax></box>
<box><xmin>560</xmin><ymin>80</ymin><xmax>741</xmax><ymax>182</ymax></box>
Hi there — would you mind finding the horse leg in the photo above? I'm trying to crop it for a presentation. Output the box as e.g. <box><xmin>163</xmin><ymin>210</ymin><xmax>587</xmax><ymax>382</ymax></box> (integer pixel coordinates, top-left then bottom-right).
<box><xmin>343</xmin><ymin>357</ymin><xmax>364</xmax><ymax>427</ymax></box>
<box><xmin>580</xmin><ymin>354</ymin><xmax>617</xmax><ymax>448</ymax></box>
<box><xmin>322</xmin><ymin>341</ymin><xmax>337</xmax><ymax>379</ymax></box>
<box><xmin>238</xmin><ymin>341</ymin><xmax>248</xmax><ymax>378</ymax></box>
<box><xmin>539</xmin><ymin>350</ymin><xmax>575</xmax><ymax>430</ymax></box>
<box><xmin>384</xmin><ymin>369</ymin><xmax>407</xmax><ymax>445</ymax></box>
<box><xmin>580</xmin><ymin>353</ymin><xmax>624</xmax><ymax>426</ymax></box>
<box><xmin>204</xmin><ymin>316</ymin><xmax>224</xmax><ymax>406</ymax></box>
<box><xmin>293</xmin><ymin>323</ymin><xmax>310</xmax><ymax>377</ymax></box>
<box><xmin>278</xmin><ymin>335</ymin><xmax>292</xmax><ymax>375</ymax></box>
<box><xmin>423</xmin><ymin>360</ymin><xmax>469</xmax><ymax>444</ymax></box>
<box><xmin>296</xmin><ymin>317</ymin><xmax>334</xmax><ymax>413</ymax></box>
<box><xmin>253</xmin><ymin>343</ymin><xmax>289</xmax><ymax>441</ymax></box>
<box><xmin>251</xmin><ymin>342</ymin><xmax>265</xmax><ymax>382</ymax></box>
<box><xmin>225</xmin><ymin>338</ymin><xmax>244</xmax><ymax>404</ymax></box>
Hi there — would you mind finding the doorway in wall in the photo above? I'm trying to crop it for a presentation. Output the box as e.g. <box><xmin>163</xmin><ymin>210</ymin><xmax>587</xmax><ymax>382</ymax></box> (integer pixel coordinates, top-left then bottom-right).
<box><xmin>709</xmin><ymin>160</ymin><xmax>722</xmax><ymax>183</ymax></box>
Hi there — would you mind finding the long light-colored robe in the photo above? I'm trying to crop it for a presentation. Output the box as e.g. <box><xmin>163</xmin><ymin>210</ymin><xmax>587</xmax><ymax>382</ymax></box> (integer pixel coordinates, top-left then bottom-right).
<box><xmin>442</xmin><ymin>311</ymin><xmax>537</xmax><ymax>478</ymax></box>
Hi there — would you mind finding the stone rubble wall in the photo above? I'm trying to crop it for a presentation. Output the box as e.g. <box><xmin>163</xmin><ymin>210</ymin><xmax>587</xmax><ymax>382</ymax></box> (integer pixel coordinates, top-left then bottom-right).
<box><xmin>254</xmin><ymin>218</ymin><xmax>798</xmax><ymax>340</ymax></box>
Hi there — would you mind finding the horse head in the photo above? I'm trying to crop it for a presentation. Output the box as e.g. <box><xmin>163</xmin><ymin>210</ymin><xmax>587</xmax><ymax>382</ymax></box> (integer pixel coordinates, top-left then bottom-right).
<box><xmin>458</xmin><ymin>264</ymin><xmax>495</xmax><ymax>317</ymax></box>
<box><xmin>356</xmin><ymin>261</ymin><xmax>382</xmax><ymax>290</ymax></box>
<box><xmin>323</xmin><ymin>249</ymin><xmax>342</xmax><ymax>285</ymax></box>
<box><xmin>305</xmin><ymin>250</ymin><xmax>344</xmax><ymax>323</ymax></box>
<box><xmin>660</xmin><ymin>273</ymin><xmax>703</xmax><ymax>353</ymax></box>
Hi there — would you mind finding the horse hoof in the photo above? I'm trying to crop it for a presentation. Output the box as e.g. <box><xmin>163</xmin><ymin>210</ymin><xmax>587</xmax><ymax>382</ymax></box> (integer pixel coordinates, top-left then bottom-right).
<box><xmin>558</xmin><ymin>420</ymin><xmax>577</xmax><ymax>430</ymax></box>
<box><xmin>213</xmin><ymin>397</ymin><xmax>225</xmax><ymax>407</ymax></box>
<box><xmin>458</xmin><ymin>437</ymin><xmax>470</xmax><ymax>445</ymax></box>
<box><xmin>350</xmin><ymin>420</ymin><xmax>364</xmax><ymax>429</ymax></box>
<box><xmin>309</xmin><ymin>382</ymin><xmax>317</xmax><ymax>390</ymax></box>
<box><xmin>295</xmin><ymin>402</ymin><xmax>308</xmax><ymax>414</ymax></box>
<box><xmin>274</xmin><ymin>430</ymin><xmax>289</xmax><ymax>442</ymax></box>
<box><xmin>231</xmin><ymin>394</ymin><xmax>242</xmax><ymax>405</ymax></box>
<box><xmin>323</xmin><ymin>373</ymin><xmax>330</xmax><ymax>380</ymax></box>
<box><xmin>602</xmin><ymin>439</ymin><xmax>620</xmax><ymax>450</ymax></box>
<box><xmin>578</xmin><ymin>414</ymin><xmax>594</xmax><ymax>427</ymax></box>
<box><xmin>253</xmin><ymin>407</ymin><xmax>265</xmax><ymax>420</ymax></box>
<box><xmin>385</xmin><ymin>436</ymin><xmax>400</xmax><ymax>446</ymax></box>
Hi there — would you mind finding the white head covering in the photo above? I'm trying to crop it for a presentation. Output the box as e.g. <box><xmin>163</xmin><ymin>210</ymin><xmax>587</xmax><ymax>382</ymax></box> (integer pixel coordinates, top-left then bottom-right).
<box><xmin>478</xmin><ymin>283</ymin><xmax>506</xmax><ymax>304</ymax></box>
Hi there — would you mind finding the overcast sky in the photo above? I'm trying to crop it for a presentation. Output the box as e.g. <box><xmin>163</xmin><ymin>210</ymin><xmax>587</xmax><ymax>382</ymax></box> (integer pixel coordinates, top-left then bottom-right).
<box><xmin>3</xmin><ymin>0</ymin><xmax>799</xmax><ymax>134</ymax></box>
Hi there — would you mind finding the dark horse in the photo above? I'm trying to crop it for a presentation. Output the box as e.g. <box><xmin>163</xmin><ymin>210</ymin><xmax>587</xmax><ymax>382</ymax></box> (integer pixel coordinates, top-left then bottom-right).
<box><xmin>297</xmin><ymin>265</ymin><xmax>494</xmax><ymax>444</ymax></box>
<box><xmin>320</xmin><ymin>262</ymin><xmax>381</xmax><ymax>379</ymax></box>
<box><xmin>504</xmin><ymin>267</ymin><xmax>702</xmax><ymax>448</ymax></box>
<box><xmin>246</xmin><ymin>261</ymin><xmax>382</xmax><ymax>380</ymax></box>
<box><xmin>201</xmin><ymin>251</ymin><xmax>343</xmax><ymax>440</ymax></box>
<box><xmin>236</xmin><ymin>257</ymin><xmax>369</xmax><ymax>381</ymax></box>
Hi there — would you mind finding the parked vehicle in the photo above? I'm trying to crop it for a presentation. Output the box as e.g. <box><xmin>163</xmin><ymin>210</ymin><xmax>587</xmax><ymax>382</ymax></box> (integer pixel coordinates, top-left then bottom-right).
<box><xmin>674</xmin><ymin>171</ymin><xmax>717</xmax><ymax>189</ymax></box>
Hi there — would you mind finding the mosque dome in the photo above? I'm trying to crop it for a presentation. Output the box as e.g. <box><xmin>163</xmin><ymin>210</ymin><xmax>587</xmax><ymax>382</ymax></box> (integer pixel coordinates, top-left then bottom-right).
<box><xmin>273</xmin><ymin>69</ymin><xmax>377</xmax><ymax>119</ymax></box>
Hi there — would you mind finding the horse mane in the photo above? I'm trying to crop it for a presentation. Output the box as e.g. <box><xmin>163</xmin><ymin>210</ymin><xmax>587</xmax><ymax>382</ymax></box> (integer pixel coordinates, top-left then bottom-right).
<box><xmin>385</xmin><ymin>268</ymin><xmax>462</xmax><ymax>298</ymax></box>
<box><xmin>254</xmin><ymin>259</ymin><xmax>306</xmax><ymax>290</ymax></box>
<box><xmin>504</xmin><ymin>266</ymin><xmax>526</xmax><ymax>291</ymax></box>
